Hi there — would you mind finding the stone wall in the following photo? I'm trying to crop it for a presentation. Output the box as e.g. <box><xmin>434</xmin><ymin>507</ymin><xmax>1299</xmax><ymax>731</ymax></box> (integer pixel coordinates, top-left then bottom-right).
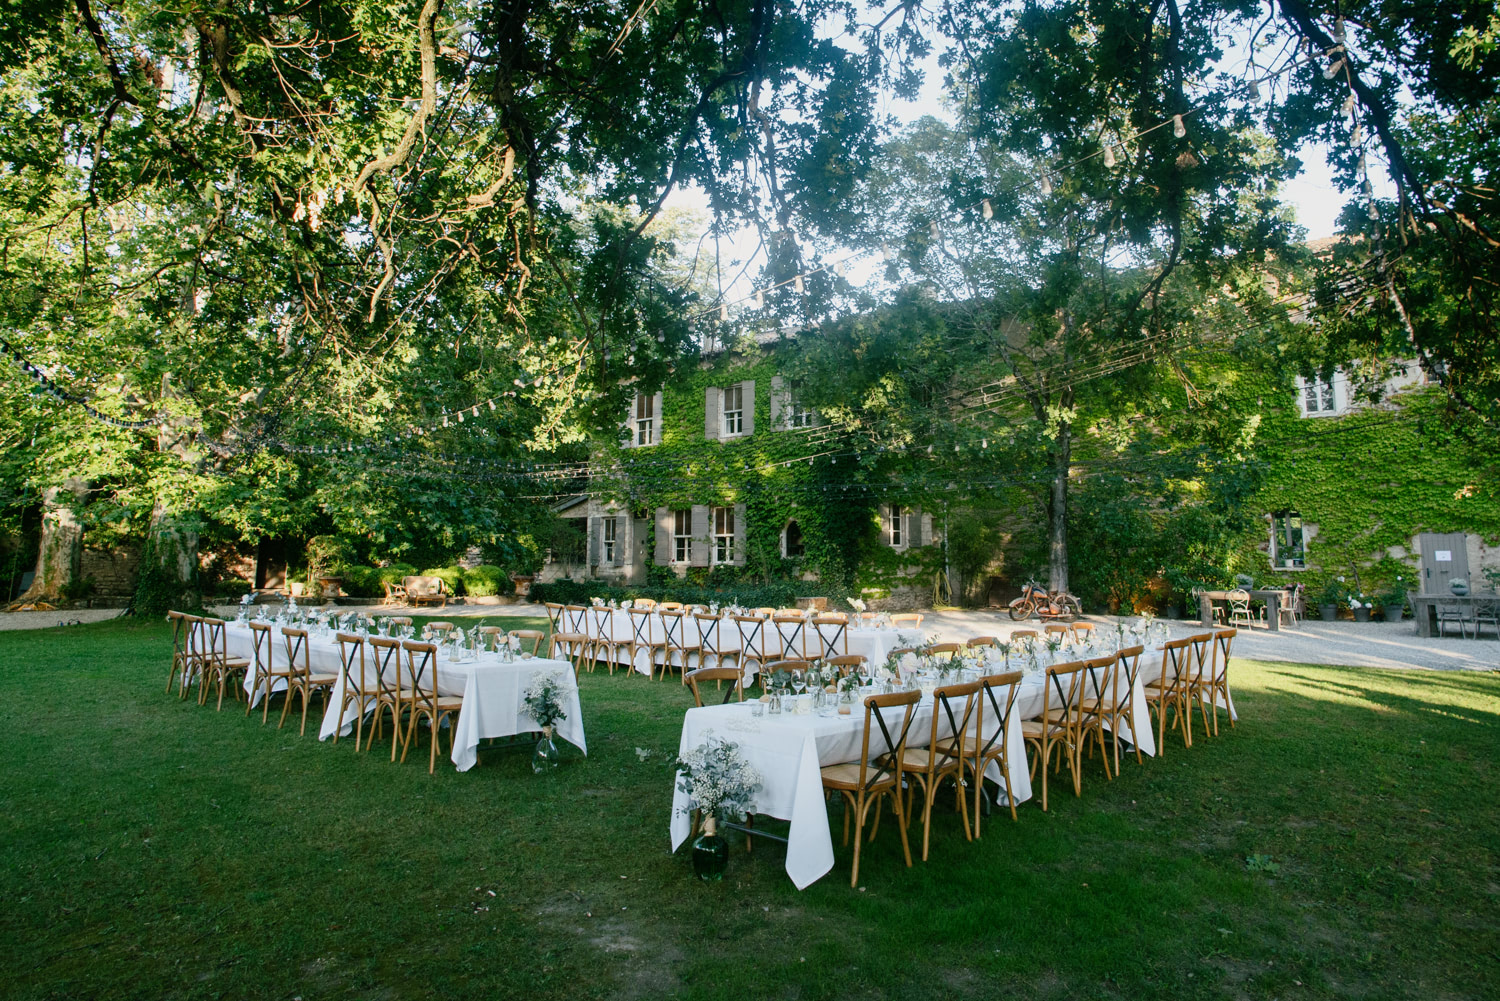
<box><xmin>80</xmin><ymin>544</ymin><xmax>142</xmax><ymax>597</ymax></box>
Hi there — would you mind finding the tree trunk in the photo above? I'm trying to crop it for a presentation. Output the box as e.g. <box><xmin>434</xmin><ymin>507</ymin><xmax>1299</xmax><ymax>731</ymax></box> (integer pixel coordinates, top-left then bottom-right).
<box><xmin>1047</xmin><ymin>413</ymin><xmax>1071</xmax><ymax>594</ymax></box>
<box><xmin>134</xmin><ymin>377</ymin><xmax>204</xmax><ymax>614</ymax></box>
<box><xmin>9</xmin><ymin>480</ymin><xmax>87</xmax><ymax>608</ymax></box>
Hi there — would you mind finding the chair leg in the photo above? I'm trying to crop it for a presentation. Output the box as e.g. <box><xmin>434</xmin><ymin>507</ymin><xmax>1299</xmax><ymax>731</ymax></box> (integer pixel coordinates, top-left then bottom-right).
<box><xmin>891</xmin><ymin>787</ymin><xmax>914</xmax><ymax>869</ymax></box>
<box><xmin>849</xmin><ymin>793</ymin><xmax>865</xmax><ymax>887</ymax></box>
<box><xmin>278</xmin><ymin>682</ymin><xmax>296</xmax><ymax>729</ymax></box>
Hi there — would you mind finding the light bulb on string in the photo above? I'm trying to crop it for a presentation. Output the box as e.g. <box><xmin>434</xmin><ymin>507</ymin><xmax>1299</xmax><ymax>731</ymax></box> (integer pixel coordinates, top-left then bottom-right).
<box><xmin>1039</xmin><ymin>171</ymin><xmax>1053</xmax><ymax>196</ymax></box>
<box><xmin>719</xmin><ymin>303</ymin><xmax>729</xmax><ymax>322</ymax></box>
<box><xmin>794</xmin><ymin>275</ymin><xmax>804</xmax><ymax>294</ymax></box>
<box><xmin>754</xmin><ymin>290</ymin><xmax>764</xmax><ymax>308</ymax></box>
<box><xmin>835</xmin><ymin>259</ymin><xmax>846</xmax><ymax>276</ymax></box>
<box><xmin>1248</xmin><ymin>78</ymin><xmax>1262</xmax><ymax>103</ymax></box>
<box><xmin>1324</xmin><ymin>58</ymin><xmax>1344</xmax><ymax>80</ymax></box>
<box><xmin>880</xmin><ymin>243</ymin><xmax>892</xmax><ymax>260</ymax></box>
<box><xmin>1172</xmin><ymin>114</ymin><xmax>1186</xmax><ymax>138</ymax></box>
<box><xmin>981</xmin><ymin>199</ymin><xmax>993</xmax><ymax>220</ymax></box>
<box><xmin>1341</xmin><ymin>93</ymin><xmax>1356</xmax><ymax>115</ymax></box>
<box><xmin>1351</xmin><ymin>122</ymin><xmax>1363</xmax><ymax>144</ymax></box>
<box><xmin>1103</xmin><ymin>143</ymin><xmax>1116</xmax><ymax>168</ymax></box>
<box><xmin>1367</xmin><ymin>200</ymin><xmax>1380</xmax><ymax>220</ymax></box>
<box><xmin>929</xmin><ymin>220</ymin><xmax>941</xmax><ymax>240</ymax></box>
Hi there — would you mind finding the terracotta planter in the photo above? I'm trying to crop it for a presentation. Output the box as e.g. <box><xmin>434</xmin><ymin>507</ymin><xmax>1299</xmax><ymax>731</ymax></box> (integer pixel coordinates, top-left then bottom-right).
<box><xmin>510</xmin><ymin>575</ymin><xmax>535</xmax><ymax>598</ymax></box>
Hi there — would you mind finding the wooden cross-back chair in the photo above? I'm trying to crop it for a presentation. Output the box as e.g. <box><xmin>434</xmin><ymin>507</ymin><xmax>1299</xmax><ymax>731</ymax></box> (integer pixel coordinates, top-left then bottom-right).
<box><xmin>632</xmin><ymin>597</ymin><xmax>658</xmax><ymax>611</ymax></box>
<box><xmin>693</xmin><ymin>613</ymin><xmax>735</xmax><ymax>672</ymax></box>
<box><xmin>627</xmin><ymin>607</ymin><xmax>666</xmax><ymax>678</ymax></box>
<box><xmin>902</xmin><ymin>680</ymin><xmax>980</xmax><ymax>861</ymax></box>
<box><xmin>1185</xmin><ymin>632</ymin><xmax>1216</xmax><ymax>737</ymax></box>
<box><xmin>508</xmin><ymin>629</ymin><xmax>545</xmax><ymax>656</ymax></box>
<box><xmin>685</xmin><ymin>666</ymin><xmax>744</xmax><ymax>706</ymax></box>
<box><xmin>819</xmin><ymin>690</ymin><xmax>921</xmax><ymax>887</ymax></box>
<box><xmin>966</xmin><ymin>636</ymin><xmax>1000</xmax><ymax>649</ymax></box>
<box><xmin>245</xmin><ymin>621</ymin><xmax>280</xmax><ymax>721</ymax></box>
<box><xmin>658</xmin><ymin>601</ymin><xmax>684</xmax><ymax>611</ymax></box>
<box><xmin>1044</xmin><ymin>623</ymin><xmax>1072</xmax><ymax>645</ymax></box>
<box><xmin>542</xmin><ymin>602</ymin><xmax>565</xmax><ymax>633</ymax></box>
<box><xmin>732</xmin><ymin>614</ymin><xmax>774</xmax><ymax>681</ymax></box>
<box><xmin>367</xmin><ymin>636</ymin><xmax>408</xmax><ymax>759</ymax></box>
<box><xmin>476</xmin><ymin>625</ymin><xmax>504</xmax><ymax>652</ymax></box>
<box><xmin>166</xmin><ymin>610</ymin><xmax>197</xmax><ymax>697</ymax></box>
<box><xmin>1143</xmin><ymin>638</ymin><xmax>1196</xmax><ymax>753</ymax></box>
<box><xmin>1022</xmin><ymin>659</ymin><xmax>1093</xmax><ymax>811</ymax></box>
<box><xmin>965</xmin><ymin>671</ymin><xmax>1023</xmax><ymax>834</ymax></box>
<box><xmin>1071</xmin><ymin>622</ymin><xmax>1096</xmax><ymax>643</ymax></box>
<box><xmin>195</xmin><ymin>617</ymin><xmax>250</xmax><ymax>711</ymax></box>
<box><xmin>332</xmin><ymin>632</ymin><xmax>378</xmax><ymax>749</ymax></box>
<box><xmin>590</xmin><ymin>606</ymin><xmax>628</xmax><ymax>674</ymax></box>
<box><xmin>825</xmin><ymin>654</ymin><xmax>866</xmax><ymax>678</ymax></box>
<box><xmin>279</xmin><ymin>627</ymin><xmax>337</xmax><ymax>735</ymax></box>
<box><xmin>1088</xmin><ymin>645</ymin><xmax>1145</xmax><ymax>772</ymax></box>
<box><xmin>889</xmin><ymin>613</ymin><xmax>924</xmax><ymax>628</ymax></box>
<box><xmin>1204</xmin><ymin>629</ymin><xmax>1237</xmax><ymax>736</ymax></box>
<box><xmin>925</xmin><ymin>642</ymin><xmax>963</xmax><ymax>658</ymax></box>
<box><xmin>1010</xmin><ymin>629</ymin><xmax>1039</xmax><ymax>644</ymax></box>
<box><xmin>772</xmin><ymin>612</ymin><xmax>808</xmax><ymax>661</ymax></box>
<box><xmin>399</xmin><ymin>641</ymin><xmax>464</xmax><ymax>774</ymax></box>
<box><xmin>810</xmin><ymin>614</ymin><xmax>849</xmax><ymax>659</ymax></box>
<box><xmin>658</xmin><ymin>609</ymin><xmax>701</xmax><ymax>683</ymax></box>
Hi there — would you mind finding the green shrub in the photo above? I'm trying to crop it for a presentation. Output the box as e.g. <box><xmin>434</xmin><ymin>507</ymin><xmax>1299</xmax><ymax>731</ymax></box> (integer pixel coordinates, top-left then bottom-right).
<box><xmin>215</xmin><ymin>578</ymin><xmax>254</xmax><ymax>599</ymax></box>
<box><xmin>462</xmin><ymin>565</ymin><xmax>513</xmax><ymax>597</ymax></box>
<box><xmin>530</xmin><ymin>579</ymin><xmax>820</xmax><ymax>609</ymax></box>
<box><xmin>377</xmin><ymin>563</ymin><xmax>419</xmax><ymax>585</ymax></box>
<box><xmin>336</xmin><ymin>566</ymin><xmax>384</xmax><ymax>598</ymax></box>
<box><xmin>421</xmin><ymin>566</ymin><xmax>466</xmax><ymax>596</ymax></box>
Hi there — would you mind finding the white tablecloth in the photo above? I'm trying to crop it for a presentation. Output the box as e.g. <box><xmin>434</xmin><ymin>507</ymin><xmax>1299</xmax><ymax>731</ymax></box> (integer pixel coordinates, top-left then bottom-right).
<box><xmin>669</xmin><ymin>684</ymin><xmax>1036</xmax><ymax>889</ymax></box>
<box><xmin>226</xmin><ymin>624</ymin><xmax>585</xmax><ymax>771</ymax></box>
<box><xmin>581</xmin><ymin>610</ymin><xmax>921</xmax><ymax>679</ymax></box>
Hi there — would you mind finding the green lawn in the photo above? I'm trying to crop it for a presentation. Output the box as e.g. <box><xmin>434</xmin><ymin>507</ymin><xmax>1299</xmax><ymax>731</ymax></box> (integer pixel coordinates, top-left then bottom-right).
<box><xmin>2</xmin><ymin>617</ymin><xmax>1497</xmax><ymax>1000</ymax></box>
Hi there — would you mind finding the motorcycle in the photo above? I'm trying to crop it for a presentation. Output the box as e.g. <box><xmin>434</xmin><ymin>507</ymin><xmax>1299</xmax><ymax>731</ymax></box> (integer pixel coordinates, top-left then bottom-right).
<box><xmin>1008</xmin><ymin>578</ymin><xmax>1083</xmax><ymax>621</ymax></box>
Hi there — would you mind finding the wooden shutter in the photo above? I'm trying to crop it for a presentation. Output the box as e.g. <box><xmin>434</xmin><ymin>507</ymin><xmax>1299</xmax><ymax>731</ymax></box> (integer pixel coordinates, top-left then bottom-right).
<box><xmin>654</xmin><ymin>507</ymin><xmax>672</xmax><ymax>565</ymax></box>
<box><xmin>733</xmin><ymin>502</ymin><xmax>747</xmax><ymax>565</ymax></box>
<box><xmin>741</xmin><ymin>380</ymin><xmax>755</xmax><ymax>435</ymax></box>
<box><xmin>622</xmin><ymin>397</ymin><xmax>635</xmax><ymax>447</ymax></box>
<box><xmin>690</xmin><ymin>504</ymin><xmax>711</xmax><ymax>566</ymax></box>
<box><xmin>770</xmin><ymin>375</ymin><xmax>785</xmax><ymax>428</ymax></box>
<box><xmin>613</xmin><ymin>515</ymin><xmax>627</xmax><ymax>566</ymax></box>
<box><xmin>906</xmin><ymin>508</ymin><xmax>921</xmax><ymax>549</ymax></box>
<box><xmin>651</xmin><ymin>392</ymin><xmax>663</xmax><ymax>443</ymax></box>
<box><xmin>704</xmin><ymin>387</ymin><xmax>720</xmax><ymax>440</ymax></box>
<box><xmin>588</xmin><ymin>517</ymin><xmax>601</xmax><ymax>567</ymax></box>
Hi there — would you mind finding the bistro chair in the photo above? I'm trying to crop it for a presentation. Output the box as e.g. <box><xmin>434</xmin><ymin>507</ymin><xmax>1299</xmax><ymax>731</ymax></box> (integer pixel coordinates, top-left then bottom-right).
<box><xmin>278</xmin><ymin>627</ymin><xmax>337</xmax><ymax>735</ymax></box>
<box><xmin>508</xmin><ymin>629</ymin><xmax>546</xmax><ymax>656</ymax></box>
<box><xmin>195</xmin><ymin>617</ymin><xmax>251</xmax><ymax>711</ymax></box>
<box><xmin>732</xmin><ymin>614</ymin><xmax>775</xmax><ymax>682</ymax></box>
<box><xmin>1143</xmin><ymin>637</ymin><xmax>1196</xmax><ymax>754</ymax></box>
<box><xmin>1436</xmin><ymin>597</ymin><xmax>1472</xmax><ymax>638</ymax></box>
<box><xmin>693</xmin><ymin>612</ymin><xmax>737</xmax><ymax>674</ymax></box>
<box><xmin>1226</xmin><ymin>589</ymin><xmax>1259</xmax><ymax>629</ymax></box>
<box><xmin>542</xmin><ymin>602</ymin><xmax>565</xmax><ymax>633</ymax></box>
<box><xmin>366</xmin><ymin>636</ymin><xmax>409</xmax><ymax>759</ymax></box>
<box><xmin>476</xmin><ymin>625</ymin><xmax>505</xmax><ymax>652</ymax></box>
<box><xmin>399</xmin><ymin>641</ymin><xmax>464</xmax><ymax>774</ymax></box>
<box><xmin>1088</xmin><ymin>645</ymin><xmax>1146</xmax><ymax>772</ymax></box>
<box><xmin>245</xmin><ymin>621</ymin><xmax>279</xmax><ymax>721</ymax></box>
<box><xmin>901</xmin><ymin>679</ymin><xmax>980</xmax><ymax>861</ymax></box>
<box><xmin>965</xmin><ymin>636</ymin><xmax>1000</xmax><ymax>649</ymax></box>
<box><xmin>811</xmin><ymin>614</ymin><xmax>849</xmax><ymax>658</ymax></box>
<box><xmin>1474</xmin><ymin>599</ymin><xmax>1500</xmax><ymax>639</ymax></box>
<box><xmin>548</xmin><ymin>629</ymin><xmax>593</xmax><ymax>676</ymax></box>
<box><xmin>772</xmin><ymin>612</ymin><xmax>809</xmax><ymax>661</ymax></box>
<box><xmin>685</xmin><ymin>666</ymin><xmax>744</xmax><ymax>706</ymax></box>
<box><xmin>820</xmin><ymin>689</ymin><xmax>921</xmax><ymax>887</ymax></box>
<box><xmin>591</xmin><ymin>606</ymin><xmax>629</xmax><ymax>674</ymax></box>
<box><xmin>627</xmin><ymin>607</ymin><xmax>666</xmax><ymax>677</ymax></box>
<box><xmin>1022</xmin><ymin>659</ymin><xmax>1091</xmax><ymax>811</ymax></box>
<box><xmin>658</xmin><ymin>608</ymin><xmax>702</xmax><ymax>682</ymax></box>
<box><xmin>332</xmin><ymin>632</ymin><xmax>379</xmax><ymax>749</ymax></box>
<box><xmin>1278</xmin><ymin>584</ymin><xmax>1305</xmax><ymax>627</ymax></box>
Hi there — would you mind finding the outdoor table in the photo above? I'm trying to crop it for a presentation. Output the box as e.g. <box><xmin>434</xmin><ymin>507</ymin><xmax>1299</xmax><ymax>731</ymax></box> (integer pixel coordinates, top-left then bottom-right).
<box><xmin>668</xmin><ymin>689</ymin><xmax>1035</xmax><ymax>889</ymax></box>
<box><xmin>225</xmin><ymin>623</ymin><xmax>585</xmax><ymax>771</ymax></box>
<box><xmin>1198</xmin><ymin>589</ymin><xmax>1283</xmax><ymax>632</ymax></box>
<box><xmin>1408</xmin><ymin>594</ymin><xmax>1499</xmax><ymax>638</ymax></box>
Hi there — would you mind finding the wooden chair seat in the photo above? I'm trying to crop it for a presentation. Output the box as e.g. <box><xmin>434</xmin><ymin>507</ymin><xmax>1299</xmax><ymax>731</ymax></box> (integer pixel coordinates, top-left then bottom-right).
<box><xmin>819</xmin><ymin>761</ymin><xmax>897</xmax><ymax>791</ymax></box>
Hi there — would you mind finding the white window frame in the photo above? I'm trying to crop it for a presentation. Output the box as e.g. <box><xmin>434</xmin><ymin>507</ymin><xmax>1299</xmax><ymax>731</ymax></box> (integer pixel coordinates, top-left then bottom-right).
<box><xmin>722</xmin><ymin>384</ymin><xmax>744</xmax><ymax>437</ymax></box>
<box><xmin>672</xmin><ymin>509</ymin><xmax>691</xmax><ymax>563</ymax></box>
<box><xmin>635</xmin><ymin>393</ymin><xmax>656</xmax><ymax>446</ymax></box>
<box><xmin>1297</xmin><ymin>374</ymin><xmax>1340</xmax><ymax>417</ymax></box>
<box><xmin>888</xmin><ymin>504</ymin><xmax>904</xmax><ymax>548</ymax></box>
<box><xmin>603</xmin><ymin>517</ymin><xmax>617</xmax><ymax>564</ymax></box>
<box><xmin>787</xmin><ymin>398</ymin><xmax>816</xmax><ymax>428</ymax></box>
<box><xmin>1268</xmin><ymin>511</ymin><xmax>1307</xmax><ymax>569</ymax></box>
<box><xmin>712</xmin><ymin>506</ymin><xmax>735</xmax><ymax>565</ymax></box>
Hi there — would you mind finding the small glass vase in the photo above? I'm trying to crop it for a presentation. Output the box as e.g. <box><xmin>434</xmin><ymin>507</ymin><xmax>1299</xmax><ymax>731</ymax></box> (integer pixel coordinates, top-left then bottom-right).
<box><xmin>692</xmin><ymin>816</ymin><xmax>729</xmax><ymax>881</ymax></box>
<box><xmin>532</xmin><ymin>725</ymin><xmax>561</xmax><ymax>774</ymax></box>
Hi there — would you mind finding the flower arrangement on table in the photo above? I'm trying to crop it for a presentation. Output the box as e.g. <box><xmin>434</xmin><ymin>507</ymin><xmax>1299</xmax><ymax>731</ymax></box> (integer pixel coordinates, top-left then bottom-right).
<box><xmin>675</xmin><ymin>732</ymin><xmax>762</xmax><ymax>825</ymax></box>
<box><xmin>848</xmin><ymin>596</ymin><xmax>866</xmax><ymax>613</ymax></box>
<box><xmin>522</xmin><ymin>670</ymin><xmax>570</xmax><ymax>733</ymax></box>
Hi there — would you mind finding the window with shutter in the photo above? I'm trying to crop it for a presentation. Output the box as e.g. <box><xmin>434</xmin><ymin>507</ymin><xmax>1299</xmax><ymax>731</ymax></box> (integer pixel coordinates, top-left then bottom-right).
<box><xmin>654</xmin><ymin>508</ymin><xmax>673</xmax><ymax>565</ymax></box>
<box><xmin>722</xmin><ymin>384</ymin><xmax>744</xmax><ymax>436</ymax></box>
<box><xmin>887</xmin><ymin>504</ymin><xmax>904</xmax><ymax>547</ymax></box>
<box><xmin>672</xmin><ymin>509</ymin><xmax>691</xmax><ymax>563</ymax></box>
<box><xmin>713</xmin><ymin>506</ymin><xmax>735</xmax><ymax>564</ymax></box>
<box><xmin>603</xmin><ymin>517</ymin><xmax>617</xmax><ymax>564</ymax></box>
<box><xmin>633</xmin><ymin>392</ymin><xmax>657</xmax><ymax>445</ymax></box>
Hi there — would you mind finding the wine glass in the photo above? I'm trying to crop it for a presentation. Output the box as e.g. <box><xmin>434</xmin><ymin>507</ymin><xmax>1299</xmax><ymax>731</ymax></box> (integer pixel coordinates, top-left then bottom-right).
<box><xmin>791</xmin><ymin>669</ymin><xmax>807</xmax><ymax>699</ymax></box>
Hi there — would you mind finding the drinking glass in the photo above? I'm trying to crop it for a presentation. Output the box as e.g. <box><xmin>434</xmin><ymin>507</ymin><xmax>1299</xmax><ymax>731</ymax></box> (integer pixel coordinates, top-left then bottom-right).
<box><xmin>791</xmin><ymin>669</ymin><xmax>806</xmax><ymax>698</ymax></box>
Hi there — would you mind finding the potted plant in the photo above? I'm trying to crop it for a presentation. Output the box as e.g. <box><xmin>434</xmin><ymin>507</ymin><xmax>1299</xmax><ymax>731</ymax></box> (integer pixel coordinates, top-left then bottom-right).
<box><xmin>674</xmin><ymin>734</ymin><xmax>762</xmax><ymax>881</ymax></box>
<box><xmin>1318</xmin><ymin>581</ymin><xmax>1345</xmax><ymax>621</ymax></box>
<box><xmin>1349</xmin><ymin>593</ymin><xmax>1373</xmax><ymax>623</ymax></box>
<box><xmin>1379</xmin><ymin>583</ymin><xmax>1407</xmax><ymax>622</ymax></box>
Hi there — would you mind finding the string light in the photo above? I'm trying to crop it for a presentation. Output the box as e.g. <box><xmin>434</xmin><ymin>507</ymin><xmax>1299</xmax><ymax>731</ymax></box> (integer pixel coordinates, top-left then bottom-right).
<box><xmin>1103</xmin><ymin>143</ymin><xmax>1116</xmax><ymax>168</ymax></box>
<box><xmin>1324</xmin><ymin>57</ymin><xmax>1344</xmax><ymax>80</ymax></box>
<box><xmin>981</xmin><ymin>199</ymin><xmax>993</xmax><ymax>220</ymax></box>
<box><xmin>1039</xmin><ymin>171</ymin><xmax>1053</xmax><ymax>196</ymax></box>
<box><xmin>1172</xmin><ymin>114</ymin><xmax>1186</xmax><ymax>139</ymax></box>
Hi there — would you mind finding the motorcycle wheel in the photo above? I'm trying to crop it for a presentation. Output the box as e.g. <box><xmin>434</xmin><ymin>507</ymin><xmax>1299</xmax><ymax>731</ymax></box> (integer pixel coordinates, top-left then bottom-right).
<box><xmin>1008</xmin><ymin>600</ymin><xmax>1033</xmax><ymax>621</ymax></box>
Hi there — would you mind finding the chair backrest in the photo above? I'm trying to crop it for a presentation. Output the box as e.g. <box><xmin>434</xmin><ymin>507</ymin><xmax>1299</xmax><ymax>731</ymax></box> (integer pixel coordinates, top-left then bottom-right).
<box><xmin>401</xmin><ymin>641</ymin><xmax>440</xmax><ymax>709</ymax></box>
<box><xmin>890</xmin><ymin>613</ymin><xmax>924</xmax><ymax>627</ymax></box>
<box><xmin>336</xmin><ymin>632</ymin><xmax>374</xmax><ymax>695</ymax></box>
<box><xmin>1042</xmin><ymin>660</ymin><xmax>1090</xmax><ymax>727</ymax></box>
<box><xmin>1114</xmin><ymin>644</ymin><xmax>1144</xmax><ymax>703</ymax></box>
<box><xmin>733</xmin><ymin>614</ymin><xmax>770</xmax><ymax>660</ymax></box>
<box><xmin>1044</xmin><ymin>623</ymin><xmax>1071</xmax><ymax>643</ymax></box>
<box><xmin>1071</xmin><ymin>622</ymin><xmax>1096</xmax><ymax>640</ymax></box>
<box><xmin>925</xmin><ymin>642</ymin><xmax>963</xmax><ymax>657</ymax></box>
<box><xmin>428</xmin><ymin>621</ymin><xmax>455</xmax><ymax>634</ymax></box>
<box><xmin>694</xmin><ymin>613</ymin><xmax>725</xmax><ymax>655</ymax></box>
<box><xmin>852</xmin><ymin>690</ymin><xmax>922</xmax><ymax>791</ymax></box>
<box><xmin>811</xmin><ymin>614</ymin><xmax>848</xmax><ymax>657</ymax></box>
<box><xmin>564</xmin><ymin>605</ymin><xmax>590</xmax><ymax>632</ymax></box>
<box><xmin>773</xmin><ymin>612</ymin><xmax>807</xmax><ymax>659</ymax></box>
<box><xmin>168</xmin><ymin>610</ymin><xmax>190</xmax><ymax>661</ymax></box>
<box><xmin>886</xmin><ymin>647</ymin><xmax>917</xmax><ymax>660</ymax></box>
<box><xmin>1081</xmin><ymin>653</ymin><xmax>1117</xmax><ymax>710</ymax></box>
<box><xmin>1210</xmin><ymin>628</ymin><xmax>1236</xmax><ymax>681</ymax></box>
<box><xmin>543</xmin><ymin>602</ymin><xmax>564</xmax><ymax>630</ymax></box>
<box><xmin>249</xmin><ymin>621</ymin><xmax>275</xmax><ymax>678</ymax></box>
<box><xmin>765</xmin><ymin>659</ymin><xmax>813</xmax><ymax>676</ymax></box>
<box><xmin>368</xmin><ymin>636</ymin><xmax>403</xmax><ymax>702</ymax></box>
<box><xmin>686</xmin><ymin>604</ymin><xmax>711</xmax><ymax>614</ymax></box>
<box><xmin>659</xmin><ymin>601</ymin><xmax>684</xmax><ymax>611</ymax></box>
<box><xmin>1011</xmin><ymin>629</ymin><xmax>1039</xmax><ymax>644</ymax></box>
<box><xmin>659</xmin><ymin>608</ymin><xmax>690</xmax><ymax>652</ymax></box>
<box><xmin>1227</xmin><ymin>589</ymin><xmax>1251</xmax><ymax>615</ymax></box>
<box><xmin>976</xmin><ymin>671</ymin><xmax>1023</xmax><ymax>762</ymax></box>
<box><xmin>627</xmin><ymin>607</ymin><xmax>660</xmax><ymax>645</ymax></box>
<box><xmin>859</xmin><ymin>611</ymin><xmax>879</xmax><ymax>621</ymax></box>
<box><xmin>966</xmin><ymin>636</ymin><xmax>999</xmax><ymax>649</ymax></box>
<box><xmin>590</xmin><ymin>606</ymin><xmax>615</xmax><ymax>642</ymax></box>
<box><xmin>1158</xmin><ymin>637</ymin><xmax>1193</xmax><ymax>693</ymax></box>
<box><xmin>820</xmin><ymin>610</ymin><xmax>849</xmax><ymax>622</ymax></box>
<box><xmin>199</xmin><ymin>617</ymin><xmax>232</xmax><ymax>666</ymax></box>
<box><xmin>753</xmin><ymin>606</ymin><xmax>777</xmax><ymax>617</ymax></box>
<box><xmin>477</xmin><ymin>625</ymin><xmax>504</xmax><ymax>651</ymax></box>
<box><xmin>927</xmin><ymin>680</ymin><xmax>981</xmax><ymax>771</ymax></box>
<box><xmin>1185</xmin><ymin>632</ymin><xmax>1213</xmax><ymax>683</ymax></box>
<box><xmin>825</xmin><ymin>654</ymin><xmax>866</xmax><ymax>677</ymax></box>
<box><xmin>387</xmin><ymin>616</ymin><xmax>413</xmax><ymax>627</ymax></box>
<box><xmin>509</xmin><ymin>629</ymin><xmax>545</xmax><ymax>655</ymax></box>
<box><xmin>282</xmin><ymin>626</ymin><xmax>310</xmax><ymax>677</ymax></box>
<box><xmin>685</xmin><ymin>666</ymin><xmax>742</xmax><ymax>706</ymax></box>
<box><xmin>633</xmin><ymin>597</ymin><xmax>658</xmax><ymax>610</ymax></box>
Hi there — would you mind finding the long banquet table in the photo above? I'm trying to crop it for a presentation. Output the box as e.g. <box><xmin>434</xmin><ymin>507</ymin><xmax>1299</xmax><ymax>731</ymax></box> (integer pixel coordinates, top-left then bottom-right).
<box><xmin>227</xmin><ymin>623</ymin><xmax>586</xmax><ymax>771</ymax></box>
<box><xmin>669</xmin><ymin>648</ymin><xmax>1168</xmax><ymax>889</ymax></box>
<box><xmin>575</xmin><ymin>608</ymin><xmax>924</xmax><ymax>679</ymax></box>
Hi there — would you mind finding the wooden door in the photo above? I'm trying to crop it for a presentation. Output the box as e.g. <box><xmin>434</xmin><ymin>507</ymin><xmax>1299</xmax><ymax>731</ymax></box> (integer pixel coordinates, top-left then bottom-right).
<box><xmin>1418</xmin><ymin>533</ymin><xmax>1469</xmax><ymax>594</ymax></box>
